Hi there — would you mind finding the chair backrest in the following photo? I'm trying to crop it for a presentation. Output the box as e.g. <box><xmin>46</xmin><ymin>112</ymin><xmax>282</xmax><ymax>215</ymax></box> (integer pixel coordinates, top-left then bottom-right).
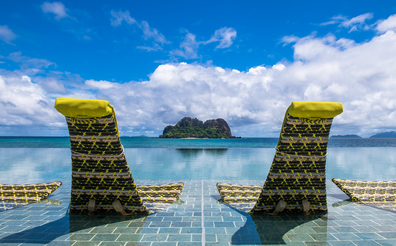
<box><xmin>252</xmin><ymin>101</ymin><xmax>343</xmax><ymax>213</ymax></box>
<box><xmin>55</xmin><ymin>98</ymin><xmax>148</xmax><ymax>214</ymax></box>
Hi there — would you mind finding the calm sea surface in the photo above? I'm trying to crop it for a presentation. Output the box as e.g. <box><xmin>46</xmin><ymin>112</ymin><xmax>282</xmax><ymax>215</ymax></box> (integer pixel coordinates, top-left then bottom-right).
<box><xmin>0</xmin><ymin>137</ymin><xmax>395</xmax><ymax>183</ymax></box>
<box><xmin>1</xmin><ymin>136</ymin><xmax>396</xmax><ymax>148</ymax></box>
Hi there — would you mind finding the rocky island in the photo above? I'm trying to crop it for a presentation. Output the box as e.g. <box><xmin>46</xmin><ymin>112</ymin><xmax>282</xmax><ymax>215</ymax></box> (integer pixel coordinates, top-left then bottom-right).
<box><xmin>159</xmin><ymin>117</ymin><xmax>240</xmax><ymax>138</ymax></box>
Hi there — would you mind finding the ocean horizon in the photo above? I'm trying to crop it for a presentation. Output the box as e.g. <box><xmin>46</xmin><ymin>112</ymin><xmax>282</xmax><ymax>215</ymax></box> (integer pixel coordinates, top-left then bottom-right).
<box><xmin>1</xmin><ymin>136</ymin><xmax>396</xmax><ymax>148</ymax></box>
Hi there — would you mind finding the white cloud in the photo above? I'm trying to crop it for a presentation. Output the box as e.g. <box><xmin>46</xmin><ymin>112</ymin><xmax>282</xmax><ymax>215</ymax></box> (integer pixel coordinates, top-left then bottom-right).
<box><xmin>85</xmin><ymin>79</ymin><xmax>117</xmax><ymax>89</ymax></box>
<box><xmin>376</xmin><ymin>14</ymin><xmax>396</xmax><ymax>33</ymax></box>
<box><xmin>140</xmin><ymin>21</ymin><xmax>168</xmax><ymax>44</ymax></box>
<box><xmin>110</xmin><ymin>10</ymin><xmax>136</xmax><ymax>26</ymax></box>
<box><xmin>0</xmin><ymin>25</ymin><xmax>17</xmax><ymax>44</ymax></box>
<box><xmin>41</xmin><ymin>2</ymin><xmax>70</xmax><ymax>20</ymax></box>
<box><xmin>340</xmin><ymin>13</ymin><xmax>373</xmax><ymax>32</ymax></box>
<box><xmin>110</xmin><ymin>10</ymin><xmax>168</xmax><ymax>51</ymax></box>
<box><xmin>137</xmin><ymin>43</ymin><xmax>162</xmax><ymax>51</ymax></box>
<box><xmin>170</xmin><ymin>33</ymin><xmax>200</xmax><ymax>59</ymax></box>
<box><xmin>35</xmin><ymin>77</ymin><xmax>67</xmax><ymax>93</ymax></box>
<box><xmin>171</xmin><ymin>27</ymin><xmax>237</xmax><ymax>59</ymax></box>
<box><xmin>320</xmin><ymin>15</ymin><xmax>345</xmax><ymax>26</ymax></box>
<box><xmin>205</xmin><ymin>27</ymin><xmax>237</xmax><ymax>49</ymax></box>
<box><xmin>6</xmin><ymin>51</ymin><xmax>55</xmax><ymax>71</ymax></box>
<box><xmin>321</xmin><ymin>13</ymin><xmax>373</xmax><ymax>32</ymax></box>
<box><xmin>281</xmin><ymin>35</ymin><xmax>300</xmax><ymax>46</ymax></box>
<box><xmin>0</xmin><ymin>74</ymin><xmax>62</xmax><ymax>127</ymax></box>
<box><xmin>82</xmin><ymin>19</ymin><xmax>396</xmax><ymax>137</ymax></box>
<box><xmin>4</xmin><ymin>13</ymin><xmax>396</xmax><ymax>137</ymax></box>
<box><xmin>110</xmin><ymin>10</ymin><xmax>236</xmax><ymax>56</ymax></box>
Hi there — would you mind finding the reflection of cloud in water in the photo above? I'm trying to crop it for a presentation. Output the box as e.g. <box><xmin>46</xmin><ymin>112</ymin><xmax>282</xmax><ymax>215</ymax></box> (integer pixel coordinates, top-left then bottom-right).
<box><xmin>327</xmin><ymin>148</ymin><xmax>396</xmax><ymax>181</ymax></box>
<box><xmin>0</xmin><ymin>148</ymin><xmax>71</xmax><ymax>184</ymax></box>
<box><xmin>125</xmin><ymin>148</ymin><xmax>274</xmax><ymax>180</ymax></box>
<box><xmin>1</xmin><ymin>148</ymin><xmax>394</xmax><ymax>182</ymax></box>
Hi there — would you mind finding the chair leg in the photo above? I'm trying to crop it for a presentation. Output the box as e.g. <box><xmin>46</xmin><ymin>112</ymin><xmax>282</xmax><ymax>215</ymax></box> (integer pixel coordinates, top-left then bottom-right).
<box><xmin>112</xmin><ymin>200</ymin><xmax>131</xmax><ymax>216</ymax></box>
<box><xmin>302</xmin><ymin>199</ymin><xmax>310</xmax><ymax>215</ymax></box>
<box><xmin>88</xmin><ymin>199</ymin><xmax>95</xmax><ymax>215</ymax></box>
<box><xmin>272</xmin><ymin>200</ymin><xmax>286</xmax><ymax>215</ymax></box>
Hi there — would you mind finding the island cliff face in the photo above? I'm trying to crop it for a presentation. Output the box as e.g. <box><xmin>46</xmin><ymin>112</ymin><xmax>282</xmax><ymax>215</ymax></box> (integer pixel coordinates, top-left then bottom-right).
<box><xmin>159</xmin><ymin>117</ymin><xmax>239</xmax><ymax>138</ymax></box>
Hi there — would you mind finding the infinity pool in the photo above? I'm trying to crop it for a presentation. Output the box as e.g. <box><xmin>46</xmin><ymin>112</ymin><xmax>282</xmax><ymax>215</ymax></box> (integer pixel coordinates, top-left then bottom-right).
<box><xmin>0</xmin><ymin>148</ymin><xmax>395</xmax><ymax>245</ymax></box>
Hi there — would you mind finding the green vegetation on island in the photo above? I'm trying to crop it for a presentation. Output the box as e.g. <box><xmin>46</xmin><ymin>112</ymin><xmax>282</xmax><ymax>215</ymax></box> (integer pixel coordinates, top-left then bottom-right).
<box><xmin>159</xmin><ymin>117</ymin><xmax>239</xmax><ymax>139</ymax></box>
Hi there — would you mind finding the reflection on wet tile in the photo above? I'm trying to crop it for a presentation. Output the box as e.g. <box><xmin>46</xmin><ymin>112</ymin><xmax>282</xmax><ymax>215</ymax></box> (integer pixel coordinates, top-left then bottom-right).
<box><xmin>0</xmin><ymin>180</ymin><xmax>396</xmax><ymax>245</ymax></box>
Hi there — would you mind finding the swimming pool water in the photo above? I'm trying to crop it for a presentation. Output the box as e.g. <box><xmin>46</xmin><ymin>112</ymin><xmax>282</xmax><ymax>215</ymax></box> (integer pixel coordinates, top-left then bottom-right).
<box><xmin>0</xmin><ymin>147</ymin><xmax>396</xmax><ymax>245</ymax></box>
<box><xmin>1</xmin><ymin>147</ymin><xmax>395</xmax><ymax>183</ymax></box>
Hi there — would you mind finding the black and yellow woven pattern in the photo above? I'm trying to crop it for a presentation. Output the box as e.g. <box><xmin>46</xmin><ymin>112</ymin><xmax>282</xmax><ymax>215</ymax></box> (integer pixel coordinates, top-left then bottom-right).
<box><xmin>332</xmin><ymin>178</ymin><xmax>396</xmax><ymax>202</ymax></box>
<box><xmin>217</xmin><ymin>183</ymin><xmax>261</xmax><ymax>203</ymax></box>
<box><xmin>66</xmin><ymin>113</ymin><xmax>149</xmax><ymax>214</ymax></box>
<box><xmin>218</xmin><ymin>113</ymin><xmax>335</xmax><ymax>214</ymax></box>
<box><xmin>62</xmin><ymin>103</ymin><xmax>185</xmax><ymax>214</ymax></box>
<box><xmin>0</xmin><ymin>182</ymin><xmax>62</xmax><ymax>203</ymax></box>
<box><xmin>138</xmin><ymin>183</ymin><xmax>184</xmax><ymax>203</ymax></box>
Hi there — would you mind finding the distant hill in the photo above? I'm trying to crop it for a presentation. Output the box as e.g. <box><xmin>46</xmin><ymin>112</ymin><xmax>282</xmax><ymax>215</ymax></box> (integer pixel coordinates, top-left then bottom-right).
<box><xmin>159</xmin><ymin>117</ymin><xmax>240</xmax><ymax>138</ymax></box>
<box><xmin>369</xmin><ymin>131</ymin><xmax>396</xmax><ymax>138</ymax></box>
<box><xmin>331</xmin><ymin>134</ymin><xmax>362</xmax><ymax>138</ymax></box>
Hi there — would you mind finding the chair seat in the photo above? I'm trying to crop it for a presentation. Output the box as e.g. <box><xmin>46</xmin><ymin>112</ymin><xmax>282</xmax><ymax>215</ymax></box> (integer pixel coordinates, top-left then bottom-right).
<box><xmin>332</xmin><ymin>178</ymin><xmax>396</xmax><ymax>202</ymax></box>
<box><xmin>217</xmin><ymin>183</ymin><xmax>261</xmax><ymax>203</ymax></box>
<box><xmin>0</xmin><ymin>182</ymin><xmax>62</xmax><ymax>204</ymax></box>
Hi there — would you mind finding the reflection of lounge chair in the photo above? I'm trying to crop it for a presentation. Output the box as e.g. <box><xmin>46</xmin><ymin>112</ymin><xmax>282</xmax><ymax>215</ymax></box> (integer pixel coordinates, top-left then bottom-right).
<box><xmin>0</xmin><ymin>182</ymin><xmax>62</xmax><ymax>209</ymax></box>
<box><xmin>217</xmin><ymin>101</ymin><xmax>343</xmax><ymax>214</ymax></box>
<box><xmin>55</xmin><ymin>98</ymin><xmax>183</xmax><ymax>214</ymax></box>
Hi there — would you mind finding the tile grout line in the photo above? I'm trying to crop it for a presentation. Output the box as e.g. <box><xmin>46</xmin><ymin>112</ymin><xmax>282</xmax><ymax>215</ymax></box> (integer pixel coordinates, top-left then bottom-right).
<box><xmin>201</xmin><ymin>180</ymin><xmax>205</xmax><ymax>246</ymax></box>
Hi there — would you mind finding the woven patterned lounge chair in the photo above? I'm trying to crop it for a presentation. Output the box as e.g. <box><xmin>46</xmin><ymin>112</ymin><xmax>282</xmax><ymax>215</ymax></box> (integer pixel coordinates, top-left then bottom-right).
<box><xmin>332</xmin><ymin>178</ymin><xmax>396</xmax><ymax>203</ymax></box>
<box><xmin>55</xmin><ymin>98</ymin><xmax>184</xmax><ymax>214</ymax></box>
<box><xmin>217</xmin><ymin>101</ymin><xmax>343</xmax><ymax>214</ymax></box>
<box><xmin>0</xmin><ymin>182</ymin><xmax>62</xmax><ymax>206</ymax></box>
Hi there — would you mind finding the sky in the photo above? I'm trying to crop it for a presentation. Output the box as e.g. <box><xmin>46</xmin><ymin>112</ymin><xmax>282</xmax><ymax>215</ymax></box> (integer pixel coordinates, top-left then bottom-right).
<box><xmin>1</xmin><ymin>1</ymin><xmax>396</xmax><ymax>137</ymax></box>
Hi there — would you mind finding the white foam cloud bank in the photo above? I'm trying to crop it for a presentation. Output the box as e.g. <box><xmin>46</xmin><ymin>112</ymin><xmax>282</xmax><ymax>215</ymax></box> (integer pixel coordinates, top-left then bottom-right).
<box><xmin>2</xmin><ymin>14</ymin><xmax>396</xmax><ymax>137</ymax></box>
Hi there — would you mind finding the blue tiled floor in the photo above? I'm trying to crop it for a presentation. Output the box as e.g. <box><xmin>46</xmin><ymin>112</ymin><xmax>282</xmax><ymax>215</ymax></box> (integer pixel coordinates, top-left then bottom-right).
<box><xmin>0</xmin><ymin>180</ymin><xmax>395</xmax><ymax>245</ymax></box>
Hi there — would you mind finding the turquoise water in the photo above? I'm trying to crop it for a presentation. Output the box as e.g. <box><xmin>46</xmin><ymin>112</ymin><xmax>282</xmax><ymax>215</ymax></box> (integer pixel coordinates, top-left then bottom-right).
<box><xmin>0</xmin><ymin>138</ymin><xmax>396</xmax><ymax>183</ymax></box>
<box><xmin>2</xmin><ymin>137</ymin><xmax>396</xmax><ymax>148</ymax></box>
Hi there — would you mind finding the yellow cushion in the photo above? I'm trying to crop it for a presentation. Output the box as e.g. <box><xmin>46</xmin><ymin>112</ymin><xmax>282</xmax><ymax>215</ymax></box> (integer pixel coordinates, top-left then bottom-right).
<box><xmin>287</xmin><ymin>101</ymin><xmax>343</xmax><ymax>119</ymax></box>
<box><xmin>54</xmin><ymin>98</ymin><xmax>113</xmax><ymax>118</ymax></box>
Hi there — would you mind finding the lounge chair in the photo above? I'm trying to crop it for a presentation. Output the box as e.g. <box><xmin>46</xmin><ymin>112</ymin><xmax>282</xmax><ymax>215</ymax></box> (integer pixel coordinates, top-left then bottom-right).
<box><xmin>0</xmin><ymin>182</ymin><xmax>62</xmax><ymax>205</ymax></box>
<box><xmin>332</xmin><ymin>178</ymin><xmax>396</xmax><ymax>203</ymax></box>
<box><xmin>217</xmin><ymin>101</ymin><xmax>343</xmax><ymax>214</ymax></box>
<box><xmin>55</xmin><ymin>98</ymin><xmax>183</xmax><ymax>214</ymax></box>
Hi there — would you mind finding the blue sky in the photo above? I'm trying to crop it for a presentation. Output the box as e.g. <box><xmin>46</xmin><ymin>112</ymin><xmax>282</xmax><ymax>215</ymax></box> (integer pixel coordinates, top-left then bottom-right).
<box><xmin>1</xmin><ymin>1</ymin><xmax>396</xmax><ymax>137</ymax></box>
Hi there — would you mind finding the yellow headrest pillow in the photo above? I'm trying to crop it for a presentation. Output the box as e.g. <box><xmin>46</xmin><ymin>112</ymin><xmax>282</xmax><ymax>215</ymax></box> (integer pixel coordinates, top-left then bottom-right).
<box><xmin>54</xmin><ymin>98</ymin><xmax>113</xmax><ymax>118</ymax></box>
<box><xmin>287</xmin><ymin>101</ymin><xmax>343</xmax><ymax>118</ymax></box>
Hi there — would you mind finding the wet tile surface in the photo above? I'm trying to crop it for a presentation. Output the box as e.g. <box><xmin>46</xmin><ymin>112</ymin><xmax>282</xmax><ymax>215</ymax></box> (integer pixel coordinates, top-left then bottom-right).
<box><xmin>0</xmin><ymin>180</ymin><xmax>396</xmax><ymax>245</ymax></box>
